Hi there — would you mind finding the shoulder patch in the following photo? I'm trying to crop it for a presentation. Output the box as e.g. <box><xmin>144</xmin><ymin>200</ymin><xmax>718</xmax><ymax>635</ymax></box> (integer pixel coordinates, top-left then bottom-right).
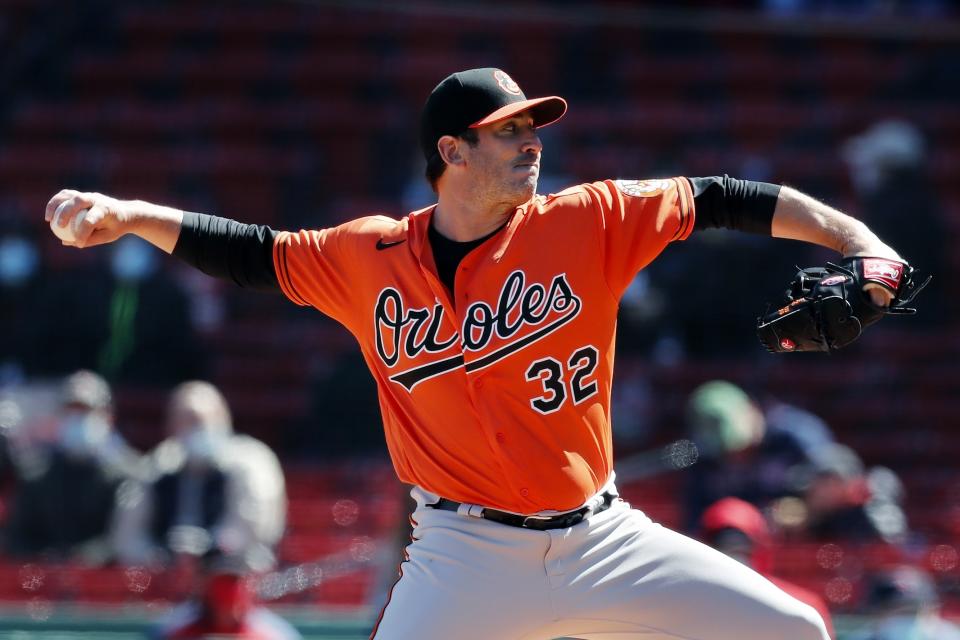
<box><xmin>614</xmin><ymin>179</ymin><xmax>671</xmax><ymax>197</ymax></box>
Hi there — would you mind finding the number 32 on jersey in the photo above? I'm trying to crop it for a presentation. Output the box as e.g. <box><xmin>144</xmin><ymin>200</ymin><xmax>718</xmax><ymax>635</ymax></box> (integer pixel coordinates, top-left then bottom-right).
<box><xmin>525</xmin><ymin>345</ymin><xmax>599</xmax><ymax>414</ymax></box>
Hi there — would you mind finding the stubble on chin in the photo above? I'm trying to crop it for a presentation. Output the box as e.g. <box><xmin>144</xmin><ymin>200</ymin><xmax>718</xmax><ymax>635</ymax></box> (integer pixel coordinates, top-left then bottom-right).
<box><xmin>479</xmin><ymin>172</ymin><xmax>538</xmax><ymax>211</ymax></box>
<box><xmin>514</xmin><ymin>175</ymin><xmax>538</xmax><ymax>203</ymax></box>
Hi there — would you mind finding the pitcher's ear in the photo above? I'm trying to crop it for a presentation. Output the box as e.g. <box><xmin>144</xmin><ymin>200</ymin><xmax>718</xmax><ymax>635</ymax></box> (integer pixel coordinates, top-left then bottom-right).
<box><xmin>437</xmin><ymin>135</ymin><xmax>466</xmax><ymax>167</ymax></box>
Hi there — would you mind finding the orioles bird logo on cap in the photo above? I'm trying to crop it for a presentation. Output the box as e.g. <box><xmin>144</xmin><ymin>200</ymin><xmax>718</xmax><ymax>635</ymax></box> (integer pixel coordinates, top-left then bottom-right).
<box><xmin>494</xmin><ymin>70</ymin><xmax>522</xmax><ymax>96</ymax></box>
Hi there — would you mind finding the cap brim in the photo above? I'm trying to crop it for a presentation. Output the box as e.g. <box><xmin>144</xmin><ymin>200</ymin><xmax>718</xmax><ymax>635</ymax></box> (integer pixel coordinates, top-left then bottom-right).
<box><xmin>470</xmin><ymin>96</ymin><xmax>568</xmax><ymax>129</ymax></box>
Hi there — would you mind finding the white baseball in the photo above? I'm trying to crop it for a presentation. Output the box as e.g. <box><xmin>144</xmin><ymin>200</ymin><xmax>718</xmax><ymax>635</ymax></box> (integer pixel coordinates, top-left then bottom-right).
<box><xmin>51</xmin><ymin>207</ymin><xmax>88</xmax><ymax>243</ymax></box>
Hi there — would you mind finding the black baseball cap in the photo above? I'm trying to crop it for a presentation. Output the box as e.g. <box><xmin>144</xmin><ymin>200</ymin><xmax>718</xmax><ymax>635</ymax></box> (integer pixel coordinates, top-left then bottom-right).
<box><xmin>419</xmin><ymin>68</ymin><xmax>567</xmax><ymax>161</ymax></box>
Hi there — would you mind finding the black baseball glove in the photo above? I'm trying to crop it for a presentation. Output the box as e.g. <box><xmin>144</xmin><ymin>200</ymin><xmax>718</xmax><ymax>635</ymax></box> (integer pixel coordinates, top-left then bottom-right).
<box><xmin>757</xmin><ymin>257</ymin><xmax>931</xmax><ymax>353</ymax></box>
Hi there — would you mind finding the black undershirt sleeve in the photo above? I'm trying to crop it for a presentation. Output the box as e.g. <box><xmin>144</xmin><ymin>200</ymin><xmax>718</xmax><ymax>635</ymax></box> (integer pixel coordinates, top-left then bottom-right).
<box><xmin>172</xmin><ymin>211</ymin><xmax>280</xmax><ymax>291</ymax></box>
<box><xmin>688</xmin><ymin>175</ymin><xmax>781</xmax><ymax>235</ymax></box>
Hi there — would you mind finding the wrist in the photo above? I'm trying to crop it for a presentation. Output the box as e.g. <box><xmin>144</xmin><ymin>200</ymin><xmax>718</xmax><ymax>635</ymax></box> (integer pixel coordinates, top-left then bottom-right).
<box><xmin>841</xmin><ymin>223</ymin><xmax>902</xmax><ymax>262</ymax></box>
<box><xmin>125</xmin><ymin>199</ymin><xmax>161</xmax><ymax>233</ymax></box>
<box><xmin>843</xmin><ymin>242</ymin><xmax>903</xmax><ymax>262</ymax></box>
<box><xmin>126</xmin><ymin>200</ymin><xmax>184</xmax><ymax>243</ymax></box>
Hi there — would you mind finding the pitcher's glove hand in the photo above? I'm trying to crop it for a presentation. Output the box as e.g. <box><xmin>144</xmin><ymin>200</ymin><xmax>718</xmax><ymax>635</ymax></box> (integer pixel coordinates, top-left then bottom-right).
<box><xmin>757</xmin><ymin>257</ymin><xmax>931</xmax><ymax>353</ymax></box>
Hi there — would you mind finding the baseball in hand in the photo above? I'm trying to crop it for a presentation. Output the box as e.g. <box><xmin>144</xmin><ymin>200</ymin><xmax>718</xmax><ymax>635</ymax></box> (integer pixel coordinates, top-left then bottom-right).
<box><xmin>50</xmin><ymin>207</ymin><xmax>88</xmax><ymax>243</ymax></box>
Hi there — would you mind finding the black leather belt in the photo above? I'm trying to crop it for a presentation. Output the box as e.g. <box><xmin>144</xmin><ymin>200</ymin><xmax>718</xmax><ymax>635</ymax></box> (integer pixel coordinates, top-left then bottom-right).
<box><xmin>428</xmin><ymin>490</ymin><xmax>617</xmax><ymax>531</ymax></box>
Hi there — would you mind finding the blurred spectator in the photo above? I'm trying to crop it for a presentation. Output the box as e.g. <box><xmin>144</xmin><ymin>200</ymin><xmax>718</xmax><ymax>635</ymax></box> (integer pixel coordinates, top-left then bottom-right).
<box><xmin>115</xmin><ymin>382</ymin><xmax>285</xmax><ymax>569</ymax></box>
<box><xmin>849</xmin><ymin>565</ymin><xmax>960</xmax><ymax>640</ymax></box>
<box><xmin>795</xmin><ymin>443</ymin><xmax>908</xmax><ymax>543</ymax></box>
<box><xmin>0</xmin><ymin>395</ymin><xmax>23</xmax><ymax>517</ymax></box>
<box><xmin>25</xmin><ymin>237</ymin><xmax>204</xmax><ymax>383</ymax></box>
<box><xmin>0</xmin><ymin>228</ymin><xmax>41</xmax><ymax>384</ymax></box>
<box><xmin>102</xmin><ymin>237</ymin><xmax>207</xmax><ymax>382</ymax></box>
<box><xmin>682</xmin><ymin>380</ymin><xmax>833</xmax><ymax>530</ymax></box>
<box><xmin>4</xmin><ymin>370</ymin><xmax>141</xmax><ymax>564</ymax></box>
<box><xmin>150</xmin><ymin>551</ymin><xmax>301</xmax><ymax>640</ymax></box>
<box><xmin>700</xmin><ymin>497</ymin><xmax>834</xmax><ymax>639</ymax></box>
<box><xmin>842</xmin><ymin>120</ymin><xmax>947</xmax><ymax>321</ymax></box>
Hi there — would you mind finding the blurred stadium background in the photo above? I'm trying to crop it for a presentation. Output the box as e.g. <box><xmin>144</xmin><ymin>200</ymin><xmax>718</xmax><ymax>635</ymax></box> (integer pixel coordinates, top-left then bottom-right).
<box><xmin>0</xmin><ymin>0</ymin><xmax>958</xmax><ymax>638</ymax></box>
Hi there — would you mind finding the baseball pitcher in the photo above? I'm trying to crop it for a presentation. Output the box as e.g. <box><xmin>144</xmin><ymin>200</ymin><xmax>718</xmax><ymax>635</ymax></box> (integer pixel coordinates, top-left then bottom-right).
<box><xmin>47</xmin><ymin>68</ymin><xmax>927</xmax><ymax>639</ymax></box>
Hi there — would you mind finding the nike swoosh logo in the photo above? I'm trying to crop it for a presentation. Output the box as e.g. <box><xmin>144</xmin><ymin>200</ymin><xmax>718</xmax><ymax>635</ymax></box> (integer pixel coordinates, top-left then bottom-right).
<box><xmin>376</xmin><ymin>238</ymin><xmax>406</xmax><ymax>251</ymax></box>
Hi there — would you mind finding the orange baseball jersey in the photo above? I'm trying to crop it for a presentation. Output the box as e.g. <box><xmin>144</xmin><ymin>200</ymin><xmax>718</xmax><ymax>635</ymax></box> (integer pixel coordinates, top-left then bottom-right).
<box><xmin>273</xmin><ymin>178</ymin><xmax>695</xmax><ymax>514</ymax></box>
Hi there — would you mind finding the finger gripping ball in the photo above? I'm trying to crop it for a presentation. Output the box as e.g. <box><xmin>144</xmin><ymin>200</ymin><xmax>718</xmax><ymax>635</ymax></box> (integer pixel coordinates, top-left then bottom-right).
<box><xmin>51</xmin><ymin>208</ymin><xmax>88</xmax><ymax>243</ymax></box>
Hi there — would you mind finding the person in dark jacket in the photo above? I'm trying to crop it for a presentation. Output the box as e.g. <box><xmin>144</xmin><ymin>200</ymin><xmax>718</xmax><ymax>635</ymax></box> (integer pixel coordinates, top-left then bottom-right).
<box><xmin>801</xmin><ymin>444</ymin><xmax>908</xmax><ymax>543</ymax></box>
<box><xmin>115</xmin><ymin>382</ymin><xmax>284</xmax><ymax>569</ymax></box>
<box><xmin>4</xmin><ymin>370</ymin><xmax>140</xmax><ymax>563</ymax></box>
<box><xmin>850</xmin><ymin>565</ymin><xmax>960</xmax><ymax>640</ymax></box>
<box><xmin>683</xmin><ymin>380</ymin><xmax>834</xmax><ymax>531</ymax></box>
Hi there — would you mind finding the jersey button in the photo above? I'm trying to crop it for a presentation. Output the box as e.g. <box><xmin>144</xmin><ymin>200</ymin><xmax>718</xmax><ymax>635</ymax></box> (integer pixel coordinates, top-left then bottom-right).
<box><xmin>520</xmin><ymin>488</ymin><xmax>529</xmax><ymax>498</ymax></box>
<box><xmin>495</xmin><ymin>432</ymin><xmax>505</xmax><ymax>443</ymax></box>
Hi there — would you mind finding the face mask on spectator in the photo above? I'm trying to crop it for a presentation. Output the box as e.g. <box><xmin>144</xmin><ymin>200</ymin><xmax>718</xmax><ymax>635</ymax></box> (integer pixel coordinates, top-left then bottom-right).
<box><xmin>874</xmin><ymin>614</ymin><xmax>924</xmax><ymax>640</ymax></box>
<box><xmin>60</xmin><ymin>413</ymin><xmax>109</xmax><ymax>457</ymax></box>
<box><xmin>0</xmin><ymin>237</ymin><xmax>38</xmax><ymax>286</ymax></box>
<box><xmin>181</xmin><ymin>428</ymin><xmax>225</xmax><ymax>464</ymax></box>
<box><xmin>111</xmin><ymin>237</ymin><xmax>157</xmax><ymax>282</ymax></box>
